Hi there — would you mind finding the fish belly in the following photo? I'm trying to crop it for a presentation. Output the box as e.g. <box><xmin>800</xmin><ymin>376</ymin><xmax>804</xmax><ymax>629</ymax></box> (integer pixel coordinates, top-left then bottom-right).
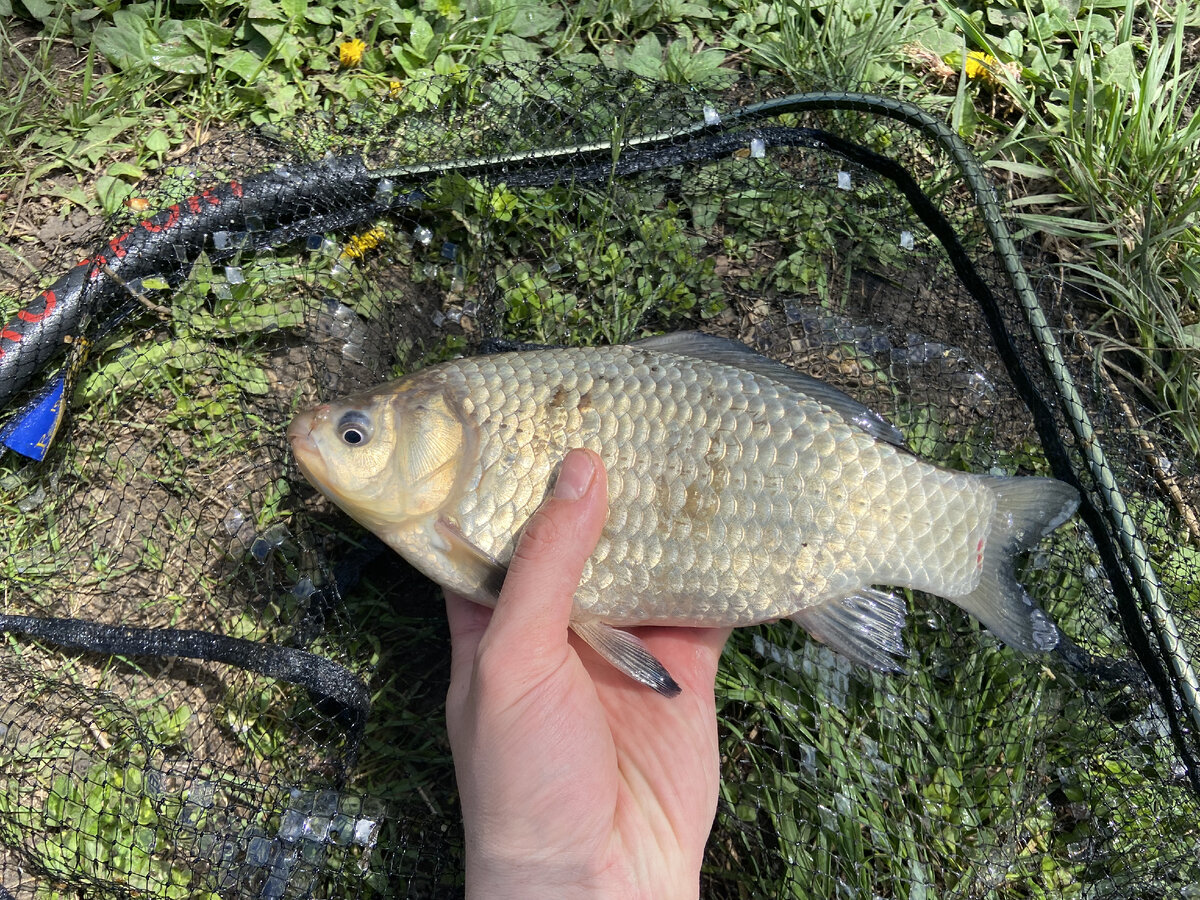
<box><xmin>446</xmin><ymin>346</ymin><xmax>991</xmax><ymax>627</ymax></box>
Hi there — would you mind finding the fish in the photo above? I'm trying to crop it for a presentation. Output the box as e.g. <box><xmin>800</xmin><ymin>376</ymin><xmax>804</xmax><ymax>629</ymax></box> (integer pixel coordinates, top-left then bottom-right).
<box><xmin>287</xmin><ymin>332</ymin><xmax>1079</xmax><ymax>697</ymax></box>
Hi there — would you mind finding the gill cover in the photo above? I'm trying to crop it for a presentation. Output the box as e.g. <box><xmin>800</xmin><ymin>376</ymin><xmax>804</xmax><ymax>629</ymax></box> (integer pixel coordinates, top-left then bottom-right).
<box><xmin>393</xmin><ymin>393</ymin><xmax>467</xmax><ymax>518</ymax></box>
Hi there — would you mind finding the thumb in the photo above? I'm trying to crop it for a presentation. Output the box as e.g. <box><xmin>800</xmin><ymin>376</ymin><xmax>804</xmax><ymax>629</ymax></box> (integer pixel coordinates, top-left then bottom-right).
<box><xmin>477</xmin><ymin>448</ymin><xmax>608</xmax><ymax>671</ymax></box>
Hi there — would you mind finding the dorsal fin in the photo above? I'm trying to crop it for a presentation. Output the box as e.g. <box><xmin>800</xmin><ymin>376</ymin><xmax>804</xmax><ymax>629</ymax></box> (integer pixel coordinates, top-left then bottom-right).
<box><xmin>632</xmin><ymin>331</ymin><xmax>907</xmax><ymax>447</ymax></box>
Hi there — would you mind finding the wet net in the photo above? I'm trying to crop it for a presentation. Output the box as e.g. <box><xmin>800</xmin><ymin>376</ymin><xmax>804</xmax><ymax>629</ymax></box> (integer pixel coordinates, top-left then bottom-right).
<box><xmin>1</xmin><ymin>62</ymin><xmax>1197</xmax><ymax>899</ymax></box>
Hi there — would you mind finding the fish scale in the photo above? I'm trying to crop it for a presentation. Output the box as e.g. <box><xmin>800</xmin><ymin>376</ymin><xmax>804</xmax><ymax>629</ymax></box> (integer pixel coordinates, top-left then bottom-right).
<box><xmin>442</xmin><ymin>345</ymin><xmax>986</xmax><ymax>626</ymax></box>
<box><xmin>288</xmin><ymin>332</ymin><xmax>1079</xmax><ymax>694</ymax></box>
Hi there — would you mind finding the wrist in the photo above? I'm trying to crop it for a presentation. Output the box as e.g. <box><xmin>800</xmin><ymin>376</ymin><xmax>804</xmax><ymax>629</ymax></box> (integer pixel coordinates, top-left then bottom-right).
<box><xmin>464</xmin><ymin>859</ymin><xmax>608</xmax><ymax>900</ymax></box>
<box><xmin>464</xmin><ymin>849</ymin><xmax>698</xmax><ymax>900</ymax></box>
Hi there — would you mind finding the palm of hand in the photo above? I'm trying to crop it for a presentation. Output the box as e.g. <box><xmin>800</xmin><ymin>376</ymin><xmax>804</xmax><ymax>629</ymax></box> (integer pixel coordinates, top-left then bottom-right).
<box><xmin>448</xmin><ymin>596</ymin><xmax>728</xmax><ymax>899</ymax></box>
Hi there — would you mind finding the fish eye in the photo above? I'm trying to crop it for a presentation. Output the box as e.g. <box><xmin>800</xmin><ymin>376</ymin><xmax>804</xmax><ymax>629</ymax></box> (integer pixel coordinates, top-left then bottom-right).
<box><xmin>337</xmin><ymin>411</ymin><xmax>372</xmax><ymax>447</ymax></box>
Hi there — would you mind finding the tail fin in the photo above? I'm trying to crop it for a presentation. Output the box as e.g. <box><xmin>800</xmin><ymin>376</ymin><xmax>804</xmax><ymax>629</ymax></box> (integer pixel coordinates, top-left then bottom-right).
<box><xmin>951</xmin><ymin>476</ymin><xmax>1079</xmax><ymax>653</ymax></box>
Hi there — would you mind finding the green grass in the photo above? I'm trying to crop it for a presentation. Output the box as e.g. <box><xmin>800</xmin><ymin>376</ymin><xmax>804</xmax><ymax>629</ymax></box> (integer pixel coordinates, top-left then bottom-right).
<box><xmin>942</xmin><ymin>0</ymin><xmax>1200</xmax><ymax>457</ymax></box>
<box><xmin>712</xmin><ymin>629</ymin><xmax>1061</xmax><ymax>898</ymax></box>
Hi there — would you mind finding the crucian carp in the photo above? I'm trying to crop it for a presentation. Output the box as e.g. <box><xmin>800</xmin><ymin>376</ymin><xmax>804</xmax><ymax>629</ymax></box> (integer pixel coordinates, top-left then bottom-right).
<box><xmin>288</xmin><ymin>332</ymin><xmax>1078</xmax><ymax>697</ymax></box>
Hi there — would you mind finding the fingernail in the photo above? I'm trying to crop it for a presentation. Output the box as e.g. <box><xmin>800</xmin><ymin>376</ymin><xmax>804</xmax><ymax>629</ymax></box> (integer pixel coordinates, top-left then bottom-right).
<box><xmin>553</xmin><ymin>449</ymin><xmax>594</xmax><ymax>500</ymax></box>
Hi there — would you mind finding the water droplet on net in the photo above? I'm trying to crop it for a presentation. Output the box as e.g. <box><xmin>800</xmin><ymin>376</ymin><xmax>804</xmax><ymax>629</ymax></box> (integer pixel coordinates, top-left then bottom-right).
<box><xmin>341</xmin><ymin>342</ymin><xmax>366</xmax><ymax>364</ymax></box>
<box><xmin>278</xmin><ymin>809</ymin><xmax>305</xmax><ymax>842</ymax></box>
<box><xmin>248</xmin><ymin>524</ymin><xmax>293</xmax><ymax>564</ymax></box>
<box><xmin>353</xmin><ymin>817</ymin><xmax>378</xmax><ymax>846</ymax></box>
<box><xmin>261</xmin><ymin>523</ymin><xmax>290</xmax><ymax>548</ymax></box>
<box><xmin>798</xmin><ymin>742</ymin><xmax>817</xmax><ymax>774</ymax></box>
<box><xmin>833</xmin><ymin>791</ymin><xmax>853</xmax><ymax>816</ymax></box>
<box><xmin>188</xmin><ymin>780</ymin><xmax>216</xmax><ymax>808</ymax></box>
<box><xmin>17</xmin><ymin>486</ymin><xmax>46</xmax><ymax>514</ymax></box>
<box><xmin>898</xmin><ymin>338</ymin><xmax>944</xmax><ymax>365</ymax></box>
<box><xmin>259</xmin><ymin>870</ymin><xmax>289</xmax><ymax>900</ymax></box>
<box><xmin>1030</xmin><ymin>609</ymin><xmax>1060</xmax><ymax>652</ymax></box>
<box><xmin>314</xmin><ymin>790</ymin><xmax>338</xmax><ymax>816</ymax></box>
<box><xmin>301</xmin><ymin>815</ymin><xmax>330</xmax><ymax>842</ymax></box>
<box><xmin>414</xmin><ymin>226</ymin><xmax>433</xmax><ymax>246</ymax></box>
<box><xmin>327</xmin><ymin>813</ymin><xmax>355</xmax><ymax>845</ymax></box>
<box><xmin>817</xmin><ymin>803</ymin><xmax>837</xmax><ymax>833</ymax></box>
<box><xmin>316</xmin><ymin>300</ymin><xmax>356</xmax><ymax>338</ymax></box>
<box><xmin>837</xmin><ymin>171</ymin><xmax>852</xmax><ymax>190</ymax></box>
<box><xmin>291</xmin><ymin>577</ymin><xmax>316</xmax><ymax>600</ymax></box>
<box><xmin>246</xmin><ymin>836</ymin><xmax>272</xmax><ymax>867</ymax></box>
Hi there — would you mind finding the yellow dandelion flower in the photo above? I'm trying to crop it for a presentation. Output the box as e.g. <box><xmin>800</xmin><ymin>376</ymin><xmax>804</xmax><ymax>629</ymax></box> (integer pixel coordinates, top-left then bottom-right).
<box><xmin>957</xmin><ymin>51</ymin><xmax>1021</xmax><ymax>88</ymax></box>
<box><xmin>339</xmin><ymin>38</ymin><xmax>367</xmax><ymax>68</ymax></box>
<box><xmin>964</xmin><ymin>51</ymin><xmax>999</xmax><ymax>82</ymax></box>
<box><xmin>341</xmin><ymin>226</ymin><xmax>388</xmax><ymax>260</ymax></box>
<box><xmin>388</xmin><ymin>80</ymin><xmax>403</xmax><ymax>99</ymax></box>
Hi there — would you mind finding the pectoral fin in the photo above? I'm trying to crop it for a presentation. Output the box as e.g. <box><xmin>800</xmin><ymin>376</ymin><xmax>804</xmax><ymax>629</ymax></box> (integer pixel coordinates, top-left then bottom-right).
<box><xmin>435</xmin><ymin>517</ymin><xmax>508</xmax><ymax>605</ymax></box>
<box><xmin>431</xmin><ymin>520</ymin><xmax>681</xmax><ymax>698</ymax></box>
<box><xmin>789</xmin><ymin>588</ymin><xmax>908</xmax><ymax>673</ymax></box>
<box><xmin>571</xmin><ymin>619</ymin><xmax>681</xmax><ymax>698</ymax></box>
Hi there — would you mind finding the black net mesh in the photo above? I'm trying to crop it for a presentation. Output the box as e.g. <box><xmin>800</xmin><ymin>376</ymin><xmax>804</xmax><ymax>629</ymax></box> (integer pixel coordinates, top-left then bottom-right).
<box><xmin>0</xmin><ymin>62</ymin><xmax>1197</xmax><ymax>899</ymax></box>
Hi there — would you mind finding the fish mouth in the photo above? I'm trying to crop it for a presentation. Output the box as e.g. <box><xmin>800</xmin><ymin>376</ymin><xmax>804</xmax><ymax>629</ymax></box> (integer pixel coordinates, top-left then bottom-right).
<box><xmin>286</xmin><ymin>406</ymin><xmax>327</xmax><ymax>475</ymax></box>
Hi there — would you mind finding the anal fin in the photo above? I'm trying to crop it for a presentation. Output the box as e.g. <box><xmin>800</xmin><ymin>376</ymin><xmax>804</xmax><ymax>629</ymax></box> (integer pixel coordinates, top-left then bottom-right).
<box><xmin>789</xmin><ymin>588</ymin><xmax>908</xmax><ymax>672</ymax></box>
<box><xmin>571</xmin><ymin>619</ymin><xmax>681</xmax><ymax>697</ymax></box>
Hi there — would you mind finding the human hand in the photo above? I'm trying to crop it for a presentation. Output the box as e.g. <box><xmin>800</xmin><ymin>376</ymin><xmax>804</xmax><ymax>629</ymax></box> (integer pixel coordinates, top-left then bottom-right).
<box><xmin>444</xmin><ymin>448</ymin><xmax>731</xmax><ymax>900</ymax></box>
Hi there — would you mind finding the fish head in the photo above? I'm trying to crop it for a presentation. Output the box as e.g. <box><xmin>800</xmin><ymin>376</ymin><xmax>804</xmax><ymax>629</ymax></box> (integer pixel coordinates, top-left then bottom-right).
<box><xmin>287</xmin><ymin>379</ymin><xmax>468</xmax><ymax>536</ymax></box>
